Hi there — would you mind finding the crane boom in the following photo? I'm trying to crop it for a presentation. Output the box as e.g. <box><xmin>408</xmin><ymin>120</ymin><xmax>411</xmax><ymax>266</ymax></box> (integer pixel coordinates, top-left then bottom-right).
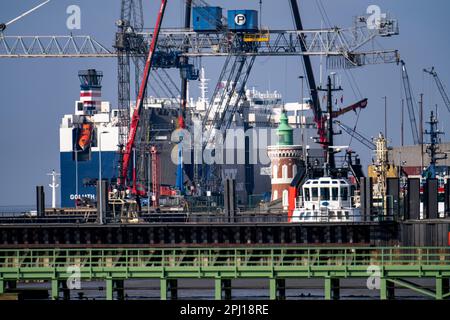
<box><xmin>289</xmin><ymin>0</ymin><xmax>324</xmax><ymax>144</ymax></box>
<box><xmin>424</xmin><ymin>67</ymin><xmax>450</xmax><ymax>113</ymax></box>
<box><xmin>0</xmin><ymin>0</ymin><xmax>51</xmax><ymax>32</ymax></box>
<box><xmin>120</xmin><ymin>0</ymin><xmax>167</xmax><ymax>185</ymax></box>
<box><xmin>400</xmin><ymin>60</ymin><xmax>420</xmax><ymax>145</ymax></box>
<box><xmin>331</xmin><ymin>98</ymin><xmax>368</xmax><ymax>118</ymax></box>
<box><xmin>334</xmin><ymin>120</ymin><xmax>376</xmax><ymax>150</ymax></box>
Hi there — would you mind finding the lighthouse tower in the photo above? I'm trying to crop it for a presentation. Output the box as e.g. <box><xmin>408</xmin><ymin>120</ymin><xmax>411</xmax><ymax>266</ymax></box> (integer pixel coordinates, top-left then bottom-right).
<box><xmin>267</xmin><ymin>111</ymin><xmax>303</xmax><ymax>210</ymax></box>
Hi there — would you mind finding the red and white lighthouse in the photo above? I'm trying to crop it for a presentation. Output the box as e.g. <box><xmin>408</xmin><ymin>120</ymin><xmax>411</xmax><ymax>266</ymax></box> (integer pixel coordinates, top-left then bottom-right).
<box><xmin>267</xmin><ymin>111</ymin><xmax>303</xmax><ymax>211</ymax></box>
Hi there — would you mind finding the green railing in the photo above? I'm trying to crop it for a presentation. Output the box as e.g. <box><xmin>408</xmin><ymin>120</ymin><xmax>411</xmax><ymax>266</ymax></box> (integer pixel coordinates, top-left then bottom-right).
<box><xmin>1</xmin><ymin>247</ymin><xmax>449</xmax><ymax>300</ymax></box>
<box><xmin>0</xmin><ymin>247</ymin><xmax>449</xmax><ymax>269</ymax></box>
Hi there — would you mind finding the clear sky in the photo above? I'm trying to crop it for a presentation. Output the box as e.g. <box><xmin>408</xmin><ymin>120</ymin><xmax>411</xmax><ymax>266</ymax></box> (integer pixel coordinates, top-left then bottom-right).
<box><xmin>1</xmin><ymin>0</ymin><xmax>449</xmax><ymax>206</ymax></box>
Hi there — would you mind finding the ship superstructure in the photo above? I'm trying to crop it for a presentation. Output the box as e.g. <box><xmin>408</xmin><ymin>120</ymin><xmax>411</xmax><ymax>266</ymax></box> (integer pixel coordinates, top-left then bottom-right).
<box><xmin>60</xmin><ymin>70</ymin><xmax>122</xmax><ymax>207</ymax></box>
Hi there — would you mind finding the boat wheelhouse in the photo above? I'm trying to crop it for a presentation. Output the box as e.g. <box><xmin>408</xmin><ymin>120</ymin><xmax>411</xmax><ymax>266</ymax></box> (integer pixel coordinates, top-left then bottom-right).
<box><xmin>291</xmin><ymin>176</ymin><xmax>361</xmax><ymax>222</ymax></box>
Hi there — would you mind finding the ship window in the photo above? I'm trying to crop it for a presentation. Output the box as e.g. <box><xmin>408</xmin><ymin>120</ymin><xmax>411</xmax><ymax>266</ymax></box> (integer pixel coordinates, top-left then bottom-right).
<box><xmin>341</xmin><ymin>187</ymin><xmax>348</xmax><ymax>201</ymax></box>
<box><xmin>77</xmin><ymin>102</ymin><xmax>83</xmax><ymax>111</ymax></box>
<box><xmin>320</xmin><ymin>188</ymin><xmax>330</xmax><ymax>201</ymax></box>
<box><xmin>332</xmin><ymin>181</ymin><xmax>338</xmax><ymax>184</ymax></box>
<box><xmin>304</xmin><ymin>188</ymin><xmax>310</xmax><ymax>201</ymax></box>
<box><xmin>332</xmin><ymin>187</ymin><xmax>339</xmax><ymax>200</ymax></box>
<box><xmin>311</xmin><ymin>187</ymin><xmax>318</xmax><ymax>201</ymax></box>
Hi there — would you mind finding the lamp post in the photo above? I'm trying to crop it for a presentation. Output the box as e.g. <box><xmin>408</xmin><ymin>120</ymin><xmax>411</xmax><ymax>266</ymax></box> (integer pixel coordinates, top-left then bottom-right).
<box><xmin>74</xmin><ymin>145</ymin><xmax>79</xmax><ymax>207</ymax></box>
<box><xmin>98</xmin><ymin>130</ymin><xmax>109</xmax><ymax>224</ymax></box>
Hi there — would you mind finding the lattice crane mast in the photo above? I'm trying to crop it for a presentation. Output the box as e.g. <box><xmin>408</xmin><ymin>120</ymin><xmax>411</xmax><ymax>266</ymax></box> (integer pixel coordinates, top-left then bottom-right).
<box><xmin>120</xmin><ymin>0</ymin><xmax>167</xmax><ymax>189</ymax></box>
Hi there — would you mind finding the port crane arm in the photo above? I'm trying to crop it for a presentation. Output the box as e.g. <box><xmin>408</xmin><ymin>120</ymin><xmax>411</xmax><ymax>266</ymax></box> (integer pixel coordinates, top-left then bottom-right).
<box><xmin>120</xmin><ymin>0</ymin><xmax>167</xmax><ymax>185</ymax></box>
<box><xmin>334</xmin><ymin>120</ymin><xmax>376</xmax><ymax>150</ymax></box>
<box><xmin>424</xmin><ymin>67</ymin><xmax>450</xmax><ymax>113</ymax></box>
<box><xmin>0</xmin><ymin>0</ymin><xmax>51</xmax><ymax>32</ymax></box>
<box><xmin>331</xmin><ymin>98</ymin><xmax>368</xmax><ymax>118</ymax></box>
<box><xmin>400</xmin><ymin>60</ymin><xmax>420</xmax><ymax>145</ymax></box>
<box><xmin>289</xmin><ymin>0</ymin><xmax>323</xmax><ymax>143</ymax></box>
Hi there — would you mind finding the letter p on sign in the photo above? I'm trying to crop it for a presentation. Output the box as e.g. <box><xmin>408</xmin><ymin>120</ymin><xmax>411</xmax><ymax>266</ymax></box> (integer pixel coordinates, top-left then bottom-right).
<box><xmin>235</xmin><ymin>14</ymin><xmax>246</xmax><ymax>26</ymax></box>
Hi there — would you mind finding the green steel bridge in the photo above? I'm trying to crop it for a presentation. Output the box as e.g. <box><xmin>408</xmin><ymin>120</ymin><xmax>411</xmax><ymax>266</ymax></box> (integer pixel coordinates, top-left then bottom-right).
<box><xmin>0</xmin><ymin>246</ymin><xmax>449</xmax><ymax>300</ymax></box>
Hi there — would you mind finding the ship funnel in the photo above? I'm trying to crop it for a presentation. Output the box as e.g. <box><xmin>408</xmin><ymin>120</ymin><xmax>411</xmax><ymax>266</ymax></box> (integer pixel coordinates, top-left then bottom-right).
<box><xmin>78</xmin><ymin>69</ymin><xmax>103</xmax><ymax>89</ymax></box>
<box><xmin>77</xmin><ymin>69</ymin><xmax>103</xmax><ymax>115</ymax></box>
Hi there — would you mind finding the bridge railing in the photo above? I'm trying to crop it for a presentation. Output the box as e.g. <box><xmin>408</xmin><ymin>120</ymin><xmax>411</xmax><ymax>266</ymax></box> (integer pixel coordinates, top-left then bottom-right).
<box><xmin>0</xmin><ymin>247</ymin><xmax>449</xmax><ymax>269</ymax></box>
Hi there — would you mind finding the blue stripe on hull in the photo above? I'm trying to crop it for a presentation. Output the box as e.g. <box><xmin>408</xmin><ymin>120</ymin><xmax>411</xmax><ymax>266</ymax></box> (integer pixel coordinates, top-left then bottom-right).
<box><xmin>60</xmin><ymin>151</ymin><xmax>118</xmax><ymax>208</ymax></box>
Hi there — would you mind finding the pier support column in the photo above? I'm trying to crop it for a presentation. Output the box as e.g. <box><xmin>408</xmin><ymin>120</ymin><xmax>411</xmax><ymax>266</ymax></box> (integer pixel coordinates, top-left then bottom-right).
<box><xmin>0</xmin><ymin>279</ymin><xmax>4</xmax><ymax>294</ymax></box>
<box><xmin>160</xmin><ymin>279</ymin><xmax>178</xmax><ymax>300</ymax></box>
<box><xmin>106</xmin><ymin>278</ymin><xmax>113</xmax><ymax>300</ymax></box>
<box><xmin>61</xmin><ymin>280</ymin><xmax>70</xmax><ymax>300</ymax></box>
<box><xmin>436</xmin><ymin>277</ymin><xmax>449</xmax><ymax>300</ymax></box>
<box><xmin>6</xmin><ymin>280</ymin><xmax>16</xmax><ymax>290</ymax></box>
<box><xmin>380</xmin><ymin>278</ymin><xmax>395</xmax><ymax>300</ymax></box>
<box><xmin>269</xmin><ymin>278</ymin><xmax>286</xmax><ymax>300</ymax></box>
<box><xmin>160</xmin><ymin>279</ymin><xmax>167</xmax><ymax>300</ymax></box>
<box><xmin>51</xmin><ymin>279</ymin><xmax>59</xmax><ymax>300</ymax></box>
<box><xmin>215</xmin><ymin>279</ymin><xmax>232</xmax><ymax>300</ymax></box>
<box><xmin>115</xmin><ymin>280</ymin><xmax>125</xmax><ymax>300</ymax></box>
<box><xmin>324</xmin><ymin>277</ymin><xmax>340</xmax><ymax>300</ymax></box>
<box><xmin>168</xmin><ymin>279</ymin><xmax>178</xmax><ymax>300</ymax></box>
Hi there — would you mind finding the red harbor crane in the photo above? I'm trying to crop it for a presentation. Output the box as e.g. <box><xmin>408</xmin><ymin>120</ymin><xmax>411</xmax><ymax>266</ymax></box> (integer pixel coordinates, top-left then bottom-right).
<box><xmin>120</xmin><ymin>0</ymin><xmax>167</xmax><ymax>192</ymax></box>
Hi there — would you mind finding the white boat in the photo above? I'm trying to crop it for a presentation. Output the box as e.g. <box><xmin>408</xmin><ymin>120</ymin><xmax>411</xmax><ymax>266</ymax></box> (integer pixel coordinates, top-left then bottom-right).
<box><xmin>291</xmin><ymin>176</ymin><xmax>361</xmax><ymax>223</ymax></box>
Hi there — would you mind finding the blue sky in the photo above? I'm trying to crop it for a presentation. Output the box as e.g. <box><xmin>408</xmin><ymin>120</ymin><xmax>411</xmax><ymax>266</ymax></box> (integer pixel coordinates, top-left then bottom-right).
<box><xmin>1</xmin><ymin>0</ymin><xmax>449</xmax><ymax>206</ymax></box>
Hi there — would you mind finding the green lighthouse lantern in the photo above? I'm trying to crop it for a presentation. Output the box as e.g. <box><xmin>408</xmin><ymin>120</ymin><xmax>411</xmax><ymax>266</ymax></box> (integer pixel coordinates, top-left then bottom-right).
<box><xmin>276</xmin><ymin>110</ymin><xmax>293</xmax><ymax>146</ymax></box>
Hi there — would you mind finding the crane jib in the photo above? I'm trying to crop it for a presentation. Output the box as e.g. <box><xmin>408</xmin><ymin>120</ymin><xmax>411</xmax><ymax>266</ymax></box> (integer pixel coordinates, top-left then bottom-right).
<box><xmin>120</xmin><ymin>0</ymin><xmax>168</xmax><ymax>186</ymax></box>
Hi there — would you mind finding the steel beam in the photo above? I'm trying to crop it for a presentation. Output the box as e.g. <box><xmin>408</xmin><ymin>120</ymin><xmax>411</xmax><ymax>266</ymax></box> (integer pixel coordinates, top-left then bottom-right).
<box><xmin>51</xmin><ymin>278</ymin><xmax>59</xmax><ymax>300</ymax></box>
<box><xmin>435</xmin><ymin>276</ymin><xmax>449</xmax><ymax>300</ymax></box>
<box><xmin>389</xmin><ymin>278</ymin><xmax>435</xmax><ymax>299</ymax></box>
<box><xmin>214</xmin><ymin>278</ymin><xmax>231</xmax><ymax>300</ymax></box>
<box><xmin>106</xmin><ymin>278</ymin><xmax>113</xmax><ymax>300</ymax></box>
<box><xmin>380</xmin><ymin>278</ymin><xmax>395</xmax><ymax>300</ymax></box>
<box><xmin>0</xmin><ymin>29</ymin><xmax>399</xmax><ymax>66</ymax></box>
<box><xmin>269</xmin><ymin>278</ymin><xmax>286</xmax><ymax>300</ymax></box>
<box><xmin>160</xmin><ymin>278</ymin><xmax>167</xmax><ymax>300</ymax></box>
<box><xmin>324</xmin><ymin>277</ymin><xmax>340</xmax><ymax>300</ymax></box>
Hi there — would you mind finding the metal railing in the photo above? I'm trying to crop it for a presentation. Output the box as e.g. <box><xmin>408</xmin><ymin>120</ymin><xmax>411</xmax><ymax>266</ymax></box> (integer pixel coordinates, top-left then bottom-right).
<box><xmin>0</xmin><ymin>247</ymin><xmax>449</xmax><ymax>270</ymax></box>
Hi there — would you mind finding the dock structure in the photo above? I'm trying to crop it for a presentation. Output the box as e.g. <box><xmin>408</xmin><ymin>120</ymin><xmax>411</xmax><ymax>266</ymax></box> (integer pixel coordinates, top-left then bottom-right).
<box><xmin>0</xmin><ymin>246</ymin><xmax>449</xmax><ymax>300</ymax></box>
